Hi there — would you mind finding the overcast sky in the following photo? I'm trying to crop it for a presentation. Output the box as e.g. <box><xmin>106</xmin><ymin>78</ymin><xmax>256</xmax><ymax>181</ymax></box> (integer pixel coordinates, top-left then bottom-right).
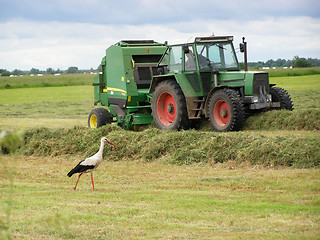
<box><xmin>1</xmin><ymin>0</ymin><xmax>319</xmax><ymax>71</ymax></box>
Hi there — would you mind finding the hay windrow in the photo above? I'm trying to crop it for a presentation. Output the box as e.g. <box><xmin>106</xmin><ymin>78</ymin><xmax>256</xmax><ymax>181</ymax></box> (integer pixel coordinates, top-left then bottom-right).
<box><xmin>243</xmin><ymin>109</ymin><xmax>320</xmax><ymax>131</ymax></box>
<box><xmin>17</xmin><ymin>125</ymin><xmax>320</xmax><ymax>168</ymax></box>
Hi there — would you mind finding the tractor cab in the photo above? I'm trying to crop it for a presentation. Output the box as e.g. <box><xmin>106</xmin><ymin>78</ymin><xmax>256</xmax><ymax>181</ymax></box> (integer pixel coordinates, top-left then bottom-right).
<box><xmin>157</xmin><ymin>36</ymin><xmax>240</xmax><ymax>75</ymax></box>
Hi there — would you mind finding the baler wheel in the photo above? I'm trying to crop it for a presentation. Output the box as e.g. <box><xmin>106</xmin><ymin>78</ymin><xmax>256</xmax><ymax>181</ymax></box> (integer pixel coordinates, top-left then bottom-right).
<box><xmin>208</xmin><ymin>89</ymin><xmax>245</xmax><ymax>132</ymax></box>
<box><xmin>152</xmin><ymin>80</ymin><xmax>189</xmax><ymax>130</ymax></box>
<box><xmin>88</xmin><ymin>108</ymin><xmax>112</xmax><ymax>128</ymax></box>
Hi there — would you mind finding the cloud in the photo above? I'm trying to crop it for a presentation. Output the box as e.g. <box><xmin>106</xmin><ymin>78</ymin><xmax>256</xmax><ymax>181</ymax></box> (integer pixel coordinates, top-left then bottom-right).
<box><xmin>1</xmin><ymin>0</ymin><xmax>319</xmax><ymax>24</ymax></box>
<box><xmin>0</xmin><ymin>20</ymin><xmax>189</xmax><ymax>70</ymax></box>
<box><xmin>0</xmin><ymin>0</ymin><xmax>319</xmax><ymax>70</ymax></box>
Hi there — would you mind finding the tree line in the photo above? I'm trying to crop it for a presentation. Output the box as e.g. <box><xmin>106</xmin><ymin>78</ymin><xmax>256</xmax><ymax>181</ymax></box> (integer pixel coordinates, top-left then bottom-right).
<box><xmin>247</xmin><ymin>56</ymin><xmax>320</xmax><ymax>69</ymax></box>
<box><xmin>0</xmin><ymin>66</ymin><xmax>97</xmax><ymax>77</ymax></box>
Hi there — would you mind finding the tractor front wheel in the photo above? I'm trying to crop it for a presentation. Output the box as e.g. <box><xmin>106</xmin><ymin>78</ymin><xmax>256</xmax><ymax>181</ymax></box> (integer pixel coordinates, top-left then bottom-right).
<box><xmin>208</xmin><ymin>89</ymin><xmax>245</xmax><ymax>132</ymax></box>
<box><xmin>270</xmin><ymin>87</ymin><xmax>293</xmax><ymax>110</ymax></box>
<box><xmin>88</xmin><ymin>108</ymin><xmax>112</xmax><ymax>128</ymax></box>
<box><xmin>151</xmin><ymin>80</ymin><xmax>189</xmax><ymax>130</ymax></box>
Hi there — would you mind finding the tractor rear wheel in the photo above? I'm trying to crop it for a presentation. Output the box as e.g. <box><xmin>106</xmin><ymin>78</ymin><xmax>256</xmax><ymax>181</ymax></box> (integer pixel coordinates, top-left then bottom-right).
<box><xmin>88</xmin><ymin>108</ymin><xmax>112</xmax><ymax>128</ymax></box>
<box><xmin>151</xmin><ymin>80</ymin><xmax>189</xmax><ymax>130</ymax></box>
<box><xmin>270</xmin><ymin>87</ymin><xmax>293</xmax><ymax>110</ymax></box>
<box><xmin>208</xmin><ymin>89</ymin><xmax>245</xmax><ymax>132</ymax></box>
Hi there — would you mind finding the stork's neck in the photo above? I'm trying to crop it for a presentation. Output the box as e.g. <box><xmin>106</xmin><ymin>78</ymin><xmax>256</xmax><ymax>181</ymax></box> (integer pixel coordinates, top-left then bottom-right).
<box><xmin>96</xmin><ymin>141</ymin><xmax>105</xmax><ymax>157</ymax></box>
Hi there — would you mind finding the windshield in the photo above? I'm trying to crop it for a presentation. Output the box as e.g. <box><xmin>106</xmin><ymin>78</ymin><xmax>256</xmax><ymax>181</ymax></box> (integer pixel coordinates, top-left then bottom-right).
<box><xmin>196</xmin><ymin>42</ymin><xmax>239</xmax><ymax>70</ymax></box>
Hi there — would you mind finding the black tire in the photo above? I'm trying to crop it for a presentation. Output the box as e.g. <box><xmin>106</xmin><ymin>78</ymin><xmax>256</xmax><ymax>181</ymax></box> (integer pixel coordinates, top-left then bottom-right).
<box><xmin>270</xmin><ymin>87</ymin><xmax>293</xmax><ymax>110</ymax></box>
<box><xmin>151</xmin><ymin>80</ymin><xmax>189</xmax><ymax>130</ymax></box>
<box><xmin>88</xmin><ymin>108</ymin><xmax>112</xmax><ymax>128</ymax></box>
<box><xmin>208</xmin><ymin>89</ymin><xmax>245</xmax><ymax>132</ymax></box>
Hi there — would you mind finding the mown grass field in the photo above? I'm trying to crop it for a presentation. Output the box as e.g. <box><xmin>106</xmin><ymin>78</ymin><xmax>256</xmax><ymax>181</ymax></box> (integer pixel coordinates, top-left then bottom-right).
<box><xmin>1</xmin><ymin>71</ymin><xmax>320</xmax><ymax>239</ymax></box>
<box><xmin>0</xmin><ymin>73</ymin><xmax>93</xmax><ymax>89</ymax></box>
<box><xmin>1</xmin><ymin>155</ymin><xmax>320</xmax><ymax>239</ymax></box>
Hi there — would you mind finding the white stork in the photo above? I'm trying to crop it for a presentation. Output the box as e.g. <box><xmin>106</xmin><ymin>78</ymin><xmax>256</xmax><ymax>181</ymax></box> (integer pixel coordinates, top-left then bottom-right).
<box><xmin>67</xmin><ymin>137</ymin><xmax>118</xmax><ymax>190</ymax></box>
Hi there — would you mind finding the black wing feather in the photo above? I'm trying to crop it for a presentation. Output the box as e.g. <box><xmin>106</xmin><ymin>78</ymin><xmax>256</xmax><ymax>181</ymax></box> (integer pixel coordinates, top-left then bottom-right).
<box><xmin>67</xmin><ymin>160</ymin><xmax>95</xmax><ymax>177</ymax></box>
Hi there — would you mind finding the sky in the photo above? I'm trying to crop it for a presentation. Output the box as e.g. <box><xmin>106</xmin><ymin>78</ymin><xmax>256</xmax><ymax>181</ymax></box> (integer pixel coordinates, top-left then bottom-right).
<box><xmin>1</xmin><ymin>0</ymin><xmax>320</xmax><ymax>71</ymax></box>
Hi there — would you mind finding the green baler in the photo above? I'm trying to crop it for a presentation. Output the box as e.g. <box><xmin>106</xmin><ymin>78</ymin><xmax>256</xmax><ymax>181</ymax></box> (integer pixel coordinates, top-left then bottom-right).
<box><xmin>90</xmin><ymin>40</ymin><xmax>167</xmax><ymax>129</ymax></box>
<box><xmin>89</xmin><ymin>36</ymin><xmax>293</xmax><ymax>131</ymax></box>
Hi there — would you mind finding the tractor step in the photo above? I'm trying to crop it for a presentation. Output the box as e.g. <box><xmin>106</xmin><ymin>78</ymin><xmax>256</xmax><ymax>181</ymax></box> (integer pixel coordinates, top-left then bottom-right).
<box><xmin>193</xmin><ymin>99</ymin><xmax>205</xmax><ymax>102</ymax></box>
<box><xmin>187</xmin><ymin>97</ymin><xmax>205</xmax><ymax>119</ymax></box>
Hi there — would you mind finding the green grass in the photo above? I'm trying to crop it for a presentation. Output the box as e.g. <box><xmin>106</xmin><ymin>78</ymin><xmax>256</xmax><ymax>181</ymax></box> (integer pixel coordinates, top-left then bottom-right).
<box><xmin>270</xmin><ymin>74</ymin><xmax>320</xmax><ymax>91</ymax></box>
<box><xmin>1</xmin><ymin>155</ymin><xmax>319</xmax><ymax>239</ymax></box>
<box><xmin>289</xmin><ymin>91</ymin><xmax>320</xmax><ymax>110</ymax></box>
<box><xmin>0</xmin><ymin>118</ymin><xmax>87</xmax><ymax>131</ymax></box>
<box><xmin>0</xmin><ymin>85</ymin><xmax>92</xmax><ymax>105</ymax></box>
<box><xmin>0</xmin><ymin>101</ymin><xmax>92</xmax><ymax>119</ymax></box>
<box><xmin>0</xmin><ymin>73</ymin><xmax>93</xmax><ymax>89</ymax></box>
<box><xmin>0</xmin><ymin>86</ymin><xmax>93</xmax><ymax>130</ymax></box>
<box><xmin>265</xmin><ymin>66</ymin><xmax>320</xmax><ymax>77</ymax></box>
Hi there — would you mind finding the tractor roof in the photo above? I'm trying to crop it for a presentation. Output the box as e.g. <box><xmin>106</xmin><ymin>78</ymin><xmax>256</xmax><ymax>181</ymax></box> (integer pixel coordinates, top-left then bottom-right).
<box><xmin>195</xmin><ymin>36</ymin><xmax>234</xmax><ymax>42</ymax></box>
<box><xmin>168</xmin><ymin>36</ymin><xmax>234</xmax><ymax>46</ymax></box>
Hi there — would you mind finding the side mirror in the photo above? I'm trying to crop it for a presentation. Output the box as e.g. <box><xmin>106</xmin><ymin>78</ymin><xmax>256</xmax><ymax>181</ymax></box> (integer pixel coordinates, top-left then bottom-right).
<box><xmin>183</xmin><ymin>44</ymin><xmax>190</xmax><ymax>54</ymax></box>
<box><xmin>239</xmin><ymin>43</ymin><xmax>245</xmax><ymax>53</ymax></box>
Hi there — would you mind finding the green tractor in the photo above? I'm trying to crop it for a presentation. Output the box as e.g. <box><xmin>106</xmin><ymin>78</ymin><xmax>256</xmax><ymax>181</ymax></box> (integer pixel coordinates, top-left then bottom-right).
<box><xmin>88</xmin><ymin>36</ymin><xmax>293</xmax><ymax>131</ymax></box>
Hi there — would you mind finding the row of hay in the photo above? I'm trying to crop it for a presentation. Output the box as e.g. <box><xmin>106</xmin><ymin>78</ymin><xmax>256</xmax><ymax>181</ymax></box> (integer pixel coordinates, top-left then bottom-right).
<box><xmin>17</xmin><ymin>125</ymin><xmax>320</xmax><ymax>168</ymax></box>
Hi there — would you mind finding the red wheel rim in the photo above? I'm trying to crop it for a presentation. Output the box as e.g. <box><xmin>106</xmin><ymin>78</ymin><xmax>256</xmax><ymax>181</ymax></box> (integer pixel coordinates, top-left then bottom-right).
<box><xmin>213</xmin><ymin>99</ymin><xmax>230</xmax><ymax>126</ymax></box>
<box><xmin>157</xmin><ymin>91</ymin><xmax>176</xmax><ymax>126</ymax></box>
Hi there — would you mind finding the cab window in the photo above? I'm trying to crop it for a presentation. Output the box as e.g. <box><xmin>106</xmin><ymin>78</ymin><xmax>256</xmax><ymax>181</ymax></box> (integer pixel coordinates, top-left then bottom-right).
<box><xmin>184</xmin><ymin>46</ymin><xmax>197</xmax><ymax>71</ymax></box>
<box><xmin>168</xmin><ymin>46</ymin><xmax>182</xmax><ymax>72</ymax></box>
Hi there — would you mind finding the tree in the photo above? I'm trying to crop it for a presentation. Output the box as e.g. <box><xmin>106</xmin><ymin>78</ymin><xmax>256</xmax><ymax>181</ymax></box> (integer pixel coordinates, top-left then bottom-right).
<box><xmin>30</xmin><ymin>68</ymin><xmax>41</xmax><ymax>74</ymax></box>
<box><xmin>274</xmin><ymin>59</ymin><xmax>286</xmax><ymax>67</ymax></box>
<box><xmin>67</xmin><ymin>66</ymin><xmax>79</xmax><ymax>74</ymax></box>
<box><xmin>239</xmin><ymin>62</ymin><xmax>245</xmax><ymax>70</ymax></box>
<box><xmin>12</xmin><ymin>69</ymin><xmax>25</xmax><ymax>75</ymax></box>
<box><xmin>307</xmin><ymin>58</ymin><xmax>320</xmax><ymax>66</ymax></box>
<box><xmin>285</xmin><ymin>59</ymin><xmax>293</xmax><ymax>67</ymax></box>
<box><xmin>0</xmin><ymin>69</ymin><xmax>10</xmax><ymax>76</ymax></box>
<box><xmin>265</xmin><ymin>59</ymin><xmax>275</xmax><ymax>67</ymax></box>
<box><xmin>293</xmin><ymin>56</ymin><xmax>312</xmax><ymax>68</ymax></box>
<box><xmin>46</xmin><ymin>68</ymin><xmax>54</xmax><ymax>74</ymax></box>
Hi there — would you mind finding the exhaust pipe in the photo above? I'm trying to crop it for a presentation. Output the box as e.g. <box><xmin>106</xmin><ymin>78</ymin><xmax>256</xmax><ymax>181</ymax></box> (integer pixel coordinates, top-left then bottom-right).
<box><xmin>240</xmin><ymin>37</ymin><xmax>248</xmax><ymax>71</ymax></box>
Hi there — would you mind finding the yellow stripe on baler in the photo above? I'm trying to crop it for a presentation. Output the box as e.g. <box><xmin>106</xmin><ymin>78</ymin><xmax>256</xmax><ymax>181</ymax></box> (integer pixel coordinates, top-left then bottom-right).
<box><xmin>103</xmin><ymin>87</ymin><xmax>127</xmax><ymax>94</ymax></box>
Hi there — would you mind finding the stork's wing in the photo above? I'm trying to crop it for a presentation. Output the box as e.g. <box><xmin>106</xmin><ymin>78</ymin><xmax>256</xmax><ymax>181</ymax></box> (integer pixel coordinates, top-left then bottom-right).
<box><xmin>67</xmin><ymin>160</ymin><xmax>95</xmax><ymax>177</ymax></box>
<box><xmin>80</xmin><ymin>154</ymin><xmax>101</xmax><ymax>166</ymax></box>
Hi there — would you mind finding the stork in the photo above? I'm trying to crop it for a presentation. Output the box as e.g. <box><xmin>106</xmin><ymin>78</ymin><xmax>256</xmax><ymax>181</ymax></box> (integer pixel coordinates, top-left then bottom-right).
<box><xmin>67</xmin><ymin>137</ymin><xmax>118</xmax><ymax>190</ymax></box>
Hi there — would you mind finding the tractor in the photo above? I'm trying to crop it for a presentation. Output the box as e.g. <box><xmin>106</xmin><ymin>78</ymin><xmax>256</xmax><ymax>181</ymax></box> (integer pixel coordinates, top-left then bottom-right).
<box><xmin>88</xmin><ymin>36</ymin><xmax>293</xmax><ymax>131</ymax></box>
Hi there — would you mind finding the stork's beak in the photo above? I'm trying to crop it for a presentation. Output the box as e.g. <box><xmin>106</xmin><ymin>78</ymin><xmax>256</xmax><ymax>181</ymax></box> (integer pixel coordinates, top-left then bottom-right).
<box><xmin>106</xmin><ymin>139</ymin><xmax>118</xmax><ymax>148</ymax></box>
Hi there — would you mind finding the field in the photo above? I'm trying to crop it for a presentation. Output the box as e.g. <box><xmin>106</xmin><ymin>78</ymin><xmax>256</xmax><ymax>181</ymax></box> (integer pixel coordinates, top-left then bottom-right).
<box><xmin>1</xmin><ymin>155</ymin><xmax>319</xmax><ymax>239</ymax></box>
<box><xmin>1</xmin><ymin>71</ymin><xmax>320</xmax><ymax>239</ymax></box>
<box><xmin>0</xmin><ymin>73</ymin><xmax>93</xmax><ymax>89</ymax></box>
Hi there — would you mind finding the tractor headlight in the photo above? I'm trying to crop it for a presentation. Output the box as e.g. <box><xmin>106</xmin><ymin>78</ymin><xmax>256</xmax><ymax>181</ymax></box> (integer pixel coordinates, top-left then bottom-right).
<box><xmin>267</xmin><ymin>94</ymin><xmax>272</xmax><ymax>101</ymax></box>
<box><xmin>252</xmin><ymin>96</ymin><xmax>259</xmax><ymax>103</ymax></box>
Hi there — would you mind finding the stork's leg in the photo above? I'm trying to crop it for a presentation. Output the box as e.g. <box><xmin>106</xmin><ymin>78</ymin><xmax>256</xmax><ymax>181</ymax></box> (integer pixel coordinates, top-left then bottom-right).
<box><xmin>91</xmin><ymin>173</ymin><xmax>95</xmax><ymax>190</ymax></box>
<box><xmin>73</xmin><ymin>173</ymin><xmax>83</xmax><ymax>190</ymax></box>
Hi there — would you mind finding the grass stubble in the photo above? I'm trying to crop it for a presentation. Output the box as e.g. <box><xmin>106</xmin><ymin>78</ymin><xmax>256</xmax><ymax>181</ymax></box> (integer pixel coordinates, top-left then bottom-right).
<box><xmin>0</xmin><ymin>155</ymin><xmax>320</xmax><ymax>239</ymax></box>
